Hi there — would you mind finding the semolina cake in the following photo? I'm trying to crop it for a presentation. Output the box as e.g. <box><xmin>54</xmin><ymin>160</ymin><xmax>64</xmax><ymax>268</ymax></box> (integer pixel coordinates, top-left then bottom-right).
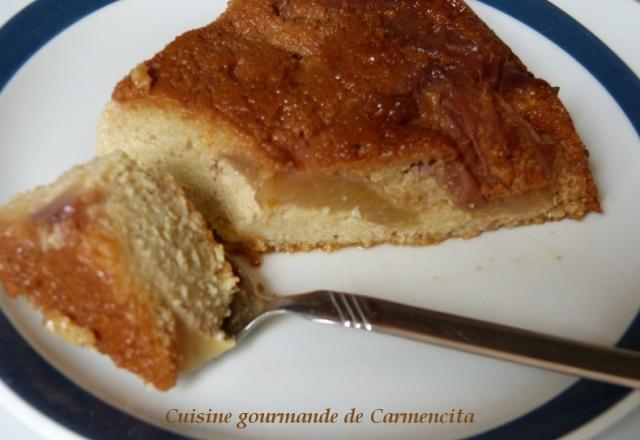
<box><xmin>98</xmin><ymin>0</ymin><xmax>601</xmax><ymax>254</ymax></box>
<box><xmin>0</xmin><ymin>151</ymin><xmax>238</xmax><ymax>390</ymax></box>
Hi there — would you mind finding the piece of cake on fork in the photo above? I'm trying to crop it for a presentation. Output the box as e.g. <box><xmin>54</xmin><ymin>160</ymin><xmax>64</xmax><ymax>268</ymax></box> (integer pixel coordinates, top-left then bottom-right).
<box><xmin>0</xmin><ymin>151</ymin><xmax>238</xmax><ymax>390</ymax></box>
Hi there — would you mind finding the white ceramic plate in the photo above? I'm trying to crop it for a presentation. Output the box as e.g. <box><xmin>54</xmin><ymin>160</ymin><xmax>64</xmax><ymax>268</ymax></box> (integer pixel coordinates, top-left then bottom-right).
<box><xmin>0</xmin><ymin>1</ymin><xmax>639</xmax><ymax>439</ymax></box>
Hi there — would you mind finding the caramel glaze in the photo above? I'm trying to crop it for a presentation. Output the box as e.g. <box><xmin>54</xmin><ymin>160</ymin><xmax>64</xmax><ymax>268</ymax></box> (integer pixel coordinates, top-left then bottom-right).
<box><xmin>114</xmin><ymin>0</ymin><xmax>593</xmax><ymax>203</ymax></box>
<box><xmin>0</xmin><ymin>193</ymin><xmax>179</xmax><ymax>390</ymax></box>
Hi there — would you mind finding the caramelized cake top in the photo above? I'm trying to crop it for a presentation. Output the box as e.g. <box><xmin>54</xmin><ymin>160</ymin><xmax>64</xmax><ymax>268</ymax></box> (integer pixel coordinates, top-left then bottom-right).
<box><xmin>114</xmin><ymin>0</ymin><xmax>590</xmax><ymax>202</ymax></box>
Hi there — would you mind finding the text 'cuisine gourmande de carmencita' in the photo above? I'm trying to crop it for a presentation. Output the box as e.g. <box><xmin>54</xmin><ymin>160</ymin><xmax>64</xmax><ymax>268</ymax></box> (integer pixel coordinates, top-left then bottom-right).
<box><xmin>165</xmin><ymin>408</ymin><xmax>476</xmax><ymax>428</ymax></box>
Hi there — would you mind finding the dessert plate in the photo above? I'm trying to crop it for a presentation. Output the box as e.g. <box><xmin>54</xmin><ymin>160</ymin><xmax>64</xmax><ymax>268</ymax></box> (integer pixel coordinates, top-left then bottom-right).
<box><xmin>0</xmin><ymin>1</ymin><xmax>639</xmax><ymax>439</ymax></box>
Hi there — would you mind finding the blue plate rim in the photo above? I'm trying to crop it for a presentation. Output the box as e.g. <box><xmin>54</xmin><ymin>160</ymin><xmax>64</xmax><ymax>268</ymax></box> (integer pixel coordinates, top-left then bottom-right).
<box><xmin>0</xmin><ymin>1</ymin><xmax>639</xmax><ymax>439</ymax></box>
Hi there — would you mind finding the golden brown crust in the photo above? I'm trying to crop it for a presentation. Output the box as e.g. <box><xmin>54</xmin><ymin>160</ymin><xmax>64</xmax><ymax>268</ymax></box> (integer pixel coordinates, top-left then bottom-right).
<box><xmin>112</xmin><ymin>0</ymin><xmax>599</xmax><ymax>207</ymax></box>
<box><xmin>0</xmin><ymin>192</ymin><xmax>180</xmax><ymax>390</ymax></box>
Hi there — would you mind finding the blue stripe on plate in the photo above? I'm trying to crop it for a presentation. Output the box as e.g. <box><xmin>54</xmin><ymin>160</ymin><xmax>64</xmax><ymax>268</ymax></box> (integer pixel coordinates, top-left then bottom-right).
<box><xmin>0</xmin><ymin>1</ymin><xmax>638</xmax><ymax>439</ymax></box>
<box><xmin>0</xmin><ymin>0</ymin><xmax>115</xmax><ymax>91</ymax></box>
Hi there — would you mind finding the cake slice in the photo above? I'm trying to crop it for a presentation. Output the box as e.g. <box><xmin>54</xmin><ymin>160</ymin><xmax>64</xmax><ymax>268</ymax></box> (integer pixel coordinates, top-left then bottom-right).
<box><xmin>99</xmin><ymin>0</ymin><xmax>600</xmax><ymax>254</ymax></box>
<box><xmin>0</xmin><ymin>151</ymin><xmax>238</xmax><ymax>390</ymax></box>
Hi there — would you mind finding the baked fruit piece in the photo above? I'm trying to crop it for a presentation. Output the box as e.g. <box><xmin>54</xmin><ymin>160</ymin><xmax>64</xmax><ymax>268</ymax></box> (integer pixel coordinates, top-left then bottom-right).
<box><xmin>0</xmin><ymin>151</ymin><xmax>237</xmax><ymax>390</ymax></box>
<box><xmin>99</xmin><ymin>0</ymin><xmax>601</xmax><ymax>254</ymax></box>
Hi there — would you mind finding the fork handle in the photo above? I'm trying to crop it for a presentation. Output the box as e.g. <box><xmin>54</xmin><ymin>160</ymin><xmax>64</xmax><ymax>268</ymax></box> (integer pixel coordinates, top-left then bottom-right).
<box><xmin>277</xmin><ymin>291</ymin><xmax>640</xmax><ymax>389</ymax></box>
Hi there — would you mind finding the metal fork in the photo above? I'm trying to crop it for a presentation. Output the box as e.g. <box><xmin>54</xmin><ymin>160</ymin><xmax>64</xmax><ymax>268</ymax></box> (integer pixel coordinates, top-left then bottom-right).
<box><xmin>223</xmin><ymin>277</ymin><xmax>640</xmax><ymax>389</ymax></box>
